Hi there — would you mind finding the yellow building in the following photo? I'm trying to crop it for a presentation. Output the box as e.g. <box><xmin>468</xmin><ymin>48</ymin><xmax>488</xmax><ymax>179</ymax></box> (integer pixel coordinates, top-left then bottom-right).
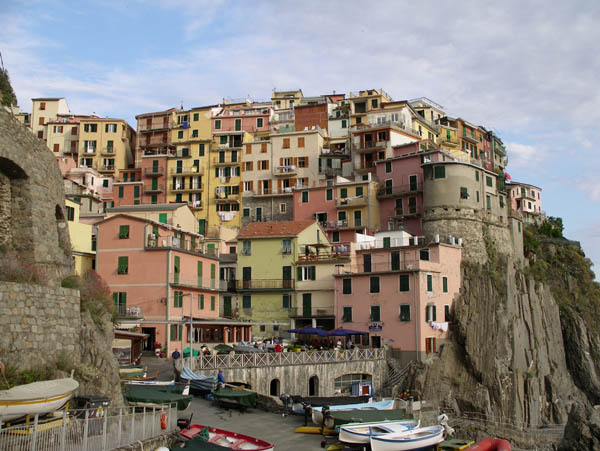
<box><xmin>31</xmin><ymin>97</ymin><xmax>70</xmax><ymax>141</ymax></box>
<box><xmin>271</xmin><ymin>90</ymin><xmax>303</xmax><ymax>133</ymax></box>
<box><xmin>65</xmin><ymin>198</ymin><xmax>95</xmax><ymax>276</ymax></box>
<box><xmin>348</xmin><ymin>89</ymin><xmax>393</xmax><ymax>127</ymax></box>
<box><xmin>78</xmin><ymin>117</ymin><xmax>136</xmax><ymax>178</ymax></box>
<box><xmin>334</xmin><ymin>179</ymin><xmax>380</xmax><ymax>231</ymax></box>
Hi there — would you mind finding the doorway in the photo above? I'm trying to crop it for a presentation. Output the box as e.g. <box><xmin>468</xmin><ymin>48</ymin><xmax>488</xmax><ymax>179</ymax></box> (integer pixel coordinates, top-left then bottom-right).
<box><xmin>142</xmin><ymin>327</ymin><xmax>156</xmax><ymax>351</ymax></box>
<box><xmin>309</xmin><ymin>376</ymin><xmax>319</xmax><ymax>396</ymax></box>
<box><xmin>270</xmin><ymin>379</ymin><xmax>280</xmax><ymax>397</ymax></box>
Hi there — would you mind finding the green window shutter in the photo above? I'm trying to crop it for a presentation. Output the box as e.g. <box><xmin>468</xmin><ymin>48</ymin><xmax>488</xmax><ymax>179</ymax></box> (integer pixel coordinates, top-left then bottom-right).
<box><xmin>443</xmin><ymin>277</ymin><xmax>448</xmax><ymax>293</ymax></box>
<box><xmin>118</xmin><ymin>186</ymin><xmax>123</xmax><ymax>198</ymax></box>
<box><xmin>199</xmin><ymin>294</ymin><xmax>204</xmax><ymax>309</ymax></box>
<box><xmin>134</xmin><ymin>186</ymin><xmax>140</xmax><ymax>198</ymax></box>
<box><xmin>152</xmin><ymin>225</ymin><xmax>158</xmax><ymax>237</ymax></box>
<box><xmin>310</xmin><ymin>266</ymin><xmax>316</xmax><ymax>280</ymax></box>
<box><xmin>297</xmin><ymin>267</ymin><xmax>302</xmax><ymax>281</ymax></box>
<box><xmin>340</xmin><ymin>188</ymin><xmax>347</xmax><ymax>198</ymax></box>
<box><xmin>119</xmin><ymin>225</ymin><xmax>129</xmax><ymax>239</ymax></box>
<box><xmin>433</xmin><ymin>306</ymin><xmax>437</xmax><ymax>321</ymax></box>
<box><xmin>356</xmin><ymin>186</ymin><xmax>363</xmax><ymax>196</ymax></box>
<box><xmin>198</xmin><ymin>219</ymin><xmax>206</xmax><ymax>235</ymax></box>
<box><xmin>170</xmin><ymin>324</ymin><xmax>177</xmax><ymax>340</ymax></box>
<box><xmin>197</xmin><ymin>261</ymin><xmax>203</xmax><ymax>286</ymax></box>
<box><xmin>151</xmin><ymin>178</ymin><xmax>158</xmax><ymax>190</ymax></box>
<box><xmin>383</xmin><ymin>237</ymin><xmax>391</xmax><ymax>248</ymax></box>
<box><xmin>326</xmin><ymin>189</ymin><xmax>333</xmax><ymax>201</ymax></box>
<box><xmin>211</xmin><ymin>296</ymin><xmax>215</xmax><ymax>311</ymax></box>
<box><xmin>113</xmin><ymin>292</ymin><xmax>118</xmax><ymax>309</ymax></box>
<box><xmin>427</xmin><ymin>274</ymin><xmax>433</xmax><ymax>292</ymax></box>
<box><xmin>399</xmin><ymin>274</ymin><xmax>410</xmax><ymax>292</ymax></box>
<box><xmin>211</xmin><ymin>264</ymin><xmax>216</xmax><ymax>288</ymax></box>
<box><xmin>342</xmin><ymin>278</ymin><xmax>352</xmax><ymax>294</ymax></box>
<box><xmin>174</xmin><ymin>256</ymin><xmax>180</xmax><ymax>272</ymax></box>
<box><xmin>242</xmin><ymin>295</ymin><xmax>251</xmax><ymax>309</ymax></box>
<box><xmin>118</xmin><ymin>256</ymin><xmax>128</xmax><ymax>274</ymax></box>
<box><xmin>371</xmin><ymin>306</ymin><xmax>380</xmax><ymax>322</ymax></box>
<box><xmin>282</xmin><ymin>295</ymin><xmax>290</xmax><ymax>309</ymax></box>
<box><xmin>159</xmin><ymin>213</ymin><xmax>167</xmax><ymax>224</ymax></box>
<box><xmin>385</xmin><ymin>161</ymin><xmax>392</xmax><ymax>173</ymax></box>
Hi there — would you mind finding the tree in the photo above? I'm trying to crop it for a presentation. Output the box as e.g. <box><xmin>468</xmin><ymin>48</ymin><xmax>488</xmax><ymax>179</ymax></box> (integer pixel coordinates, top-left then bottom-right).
<box><xmin>0</xmin><ymin>68</ymin><xmax>18</xmax><ymax>107</ymax></box>
<box><xmin>538</xmin><ymin>216</ymin><xmax>564</xmax><ymax>238</ymax></box>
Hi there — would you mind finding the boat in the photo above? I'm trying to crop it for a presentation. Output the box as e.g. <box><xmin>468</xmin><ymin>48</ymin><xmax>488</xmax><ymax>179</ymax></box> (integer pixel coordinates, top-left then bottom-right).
<box><xmin>290</xmin><ymin>395</ymin><xmax>370</xmax><ymax>414</ymax></box>
<box><xmin>125</xmin><ymin>379</ymin><xmax>175</xmax><ymax>386</ymax></box>
<box><xmin>327</xmin><ymin>408</ymin><xmax>409</xmax><ymax>428</ymax></box>
<box><xmin>181</xmin><ymin>424</ymin><xmax>274</xmax><ymax>450</ymax></box>
<box><xmin>338</xmin><ymin>419</ymin><xmax>420</xmax><ymax>444</ymax></box>
<box><xmin>294</xmin><ymin>426</ymin><xmax>337</xmax><ymax>436</ymax></box>
<box><xmin>119</xmin><ymin>366</ymin><xmax>146</xmax><ymax>378</ymax></box>
<box><xmin>438</xmin><ymin>438</ymin><xmax>475</xmax><ymax>450</ymax></box>
<box><xmin>181</xmin><ymin>367</ymin><xmax>218</xmax><ymax>394</ymax></box>
<box><xmin>312</xmin><ymin>399</ymin><xmax>396</xmax><ymax>425</ymax></box>
<box><xmin>370</xmin><ymin>425</ymin><xmax>445</xmax><ymax>451</ymax></box>
<box><xmin>0</xmin><ymin>378</ymin><xmax>79</xmax><ymax>422</ymax></box>
<box><xmin>121</xmin><ymin>370</ymin><xmax>158</xmax><ymax>382</ymax></box>
<box><xmin>123</xmin><ymin>383</ymin><xmax>192</xmax><ymax>411</ymax></box>
<box><xmin>467</xmin><ymin>438</ymin><xmax>512</xmax><ymax>451</ymax></box>
<box><xmin>212</xmin><ymin>387</ymin><xmax>258</xmax><ymax>409</ymax></box>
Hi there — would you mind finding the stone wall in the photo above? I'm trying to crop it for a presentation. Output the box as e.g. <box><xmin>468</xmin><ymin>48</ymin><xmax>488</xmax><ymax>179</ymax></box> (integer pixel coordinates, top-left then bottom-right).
<box><xmin>241</xmin><ymin>196</ymin><xmax>293</xmax><ymax>228</ymax></box>
<box><xmin>193</xmin><ymin>359</ymin><xmax>388</xmax><ymax>397</ymax></box>
<box><xmin>0</xmin><ymin>281</ymin><xmax>81</xmax><ymax>370</ymax></box>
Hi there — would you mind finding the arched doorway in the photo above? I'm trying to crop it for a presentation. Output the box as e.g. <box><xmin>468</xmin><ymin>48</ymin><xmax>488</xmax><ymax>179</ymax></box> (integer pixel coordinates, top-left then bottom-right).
<box><xmin>309</xmin><ymin>375</ymin><xmax>319</xmax><ymax>396</ymax></box>
<box><xmin>270</xmin><ymin>379</ymin><xmax>280</xmax><ymax>397</ymax></box>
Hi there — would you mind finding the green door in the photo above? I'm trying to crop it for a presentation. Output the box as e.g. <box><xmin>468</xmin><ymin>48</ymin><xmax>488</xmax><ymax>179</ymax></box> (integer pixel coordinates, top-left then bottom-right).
<box><xmin>224</xmin><ymin>296</ymin><xmax>232</xmax><ymax>317</ymax></box>
<box><xmin>152</xmin><ymin>160</ymin><xmax>159</xmax><ymax>172</ymax></box>
<box><xmin>302</xmin><ymin>293</ymin><xmax>312</xmax><ymax>318</ymax></box>
<box><xmin>152</xmin><ymin>178</ymin><xmax>158</xmax><ymax>190</ymax></box>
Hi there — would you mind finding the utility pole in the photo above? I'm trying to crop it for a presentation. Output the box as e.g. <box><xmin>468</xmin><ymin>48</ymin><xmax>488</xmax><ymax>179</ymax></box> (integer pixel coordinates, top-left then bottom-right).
<box><xmin>183</xmin><ymin>293</ymin><xmax>194</xmax><ymax>369</ymax></box>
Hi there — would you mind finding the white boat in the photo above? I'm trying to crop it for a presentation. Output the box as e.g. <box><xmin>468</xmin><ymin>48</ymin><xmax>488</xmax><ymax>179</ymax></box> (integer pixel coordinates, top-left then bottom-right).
<box><xmin>369</xmin><ymin>424</ymin><xmax>445</xmax><ymax>451</ymax></box>
<box><xmin>0</xmin><ymin>378</ymin><xmax>79</xmax><ymax>422</ymax></box>
<box><xmin>312</xmin><ymin>399</ymin><xmax>396</xmax><ymax>425</ymax></box>
<box><xmin>125</xmin><ymin>380</ymin><xmax>175</xmax><ymax>386</ymax></box>
<box><xmin>339</xmin><ymin>419</ymin><xmax>420</xmax><ymax>444</ymax></box>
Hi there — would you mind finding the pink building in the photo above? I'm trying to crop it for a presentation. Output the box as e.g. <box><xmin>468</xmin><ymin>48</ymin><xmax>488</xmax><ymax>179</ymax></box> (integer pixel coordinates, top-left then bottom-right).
<box><xmin>96</xmin><ymin>214</ymin><xmax>251</xmax><ymax>354</ymax></box>
<box><xmin>375</xmin><ymin>142</ymin><xmax>454</xmax><ymax>236</ymax></box>
<box><xmin>212</xmin><ymin>103</ymin><xmax>272</xmax><ymax>134</ymax></box>
<box><xmin>507</xmin><ymin>182</ymin><xmax>544</xmax><ymax>225</ymax></box>
<box><xmin>333</xmin><ymin>242</ymin><xmax>462</xmax><ymax>365</ymax></box>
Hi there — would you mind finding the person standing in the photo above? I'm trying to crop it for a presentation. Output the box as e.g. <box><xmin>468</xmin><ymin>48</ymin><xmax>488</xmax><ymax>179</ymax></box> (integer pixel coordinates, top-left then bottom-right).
<box><xmin>171</xmin><ymin>348</ymin><xmax>182</xmax><ymax>381</ymax></box>
<box><xmin>217</xmin><ymin>369</ymin><xmax>226</xmax><ymax>389</ymax></box>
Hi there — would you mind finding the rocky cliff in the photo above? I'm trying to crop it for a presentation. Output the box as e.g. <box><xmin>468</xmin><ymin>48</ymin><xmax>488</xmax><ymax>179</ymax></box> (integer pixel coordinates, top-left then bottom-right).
<box><xmin>417</xmin><ymin>217</ymin><xmax>599</xmax><ymax>449</ymax></box>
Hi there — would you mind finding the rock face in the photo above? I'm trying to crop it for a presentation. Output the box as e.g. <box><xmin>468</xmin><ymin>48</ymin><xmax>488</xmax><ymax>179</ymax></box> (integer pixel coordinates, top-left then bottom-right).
<box><xmin>558</xmin><ymin>403</ymin><xmax>600</xmax><ymax>451</ymax></box>
<box><xmin>0</xmin><ymin>108</ymin><xmax>73</xmax><ymax>282</ymax></box>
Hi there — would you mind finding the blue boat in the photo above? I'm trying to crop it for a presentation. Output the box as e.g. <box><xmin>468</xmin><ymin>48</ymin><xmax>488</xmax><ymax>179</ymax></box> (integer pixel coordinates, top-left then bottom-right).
<box><xmin>181</xmin><ymin>367</ymin><xmax>217</xmax><ymax>394</ymax></box>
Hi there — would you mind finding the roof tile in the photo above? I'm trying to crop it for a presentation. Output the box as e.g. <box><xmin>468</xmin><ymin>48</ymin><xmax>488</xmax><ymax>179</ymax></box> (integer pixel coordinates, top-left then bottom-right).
<box><xmin>237</xmin><ymin>220</ymin><xmax>316</xmax><ymax>239</ymax></box>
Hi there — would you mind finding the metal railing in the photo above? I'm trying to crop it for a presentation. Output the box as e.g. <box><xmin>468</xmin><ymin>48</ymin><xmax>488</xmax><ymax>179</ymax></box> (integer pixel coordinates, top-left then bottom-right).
<box><xmin>146</xmin><ymin>236</ymin><xmax>219</xmax><ymax>257</ymax></box>
<box><xmin>288</xmin><ymin>306</ymin><xmax>335</xmax><ymax>317</ymax></box>
<box><xmin>138</xmin><ymin>120</ymin><xmax>172</xmax><ymax>131</ymax></box>
<box><xmin>334</xmin><ymin>260</ymin><xmax>423</xmax><ymax>274</ymax></box>
<box><xmin>186</xmin><ymin>348</ymin><xmax>385</xmax><ymax>370</ymax></box>
<box><xmin>236</xmin><ymin>279</ymin><xmax>295</xmax><ymax>290</ymax></box>
<box><xmin>169</xmin><ymin>273</ymin><xmax>218</xmax><ymax>290</ymax></box>
<box><xmin>0</xmin><ymin>405</ymin><xmax>176</xmax><ymax>451</ymax></box>
<box><xmin>377</xmin><ymin>182</ymin><xmax>423</xmax><ymax>197</ymax></box>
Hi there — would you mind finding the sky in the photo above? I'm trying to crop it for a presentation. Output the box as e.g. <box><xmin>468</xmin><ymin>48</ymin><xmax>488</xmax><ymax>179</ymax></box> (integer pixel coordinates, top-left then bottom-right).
<box><xmin>2</xmin><ymin>0</ymin><xmax>599</xmax><ymax>273</ymax></box>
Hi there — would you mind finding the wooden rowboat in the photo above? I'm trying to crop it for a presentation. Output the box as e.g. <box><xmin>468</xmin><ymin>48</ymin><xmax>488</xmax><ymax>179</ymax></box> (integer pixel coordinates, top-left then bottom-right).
<box><xmin>0</xmin><ymin>378</ymin><xmax>79</xmax><ymax>422</ymax></box>
<box><xmin>181</xmin><ymin>424</ymin><xmax>274</xmax><ymax>450</ymax></box>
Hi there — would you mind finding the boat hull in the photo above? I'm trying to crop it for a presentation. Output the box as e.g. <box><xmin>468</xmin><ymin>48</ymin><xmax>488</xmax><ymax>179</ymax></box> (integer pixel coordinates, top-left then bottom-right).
<box><xmin>181</xmin><ymin>424</ymin><xmax>274</xmax><ymax>450</ymax></box>
<box><xmin>370</xmin><ymin>425</ymin><xmax>445</xmax><ymax>451</ymax></box>
<box><xmin>312</xmin><ymin>399</ymin><xmax>395</xmax><ymax>425</ymax></box>
<box><xmin>339</xmin><ymin>419</ymin><xmax>420</xmax><ymax>444</ymax></box>
<box><xmin>467</xmin><ymin>438</ymin><xmax>512</xmax><ymax>451</ymax></box>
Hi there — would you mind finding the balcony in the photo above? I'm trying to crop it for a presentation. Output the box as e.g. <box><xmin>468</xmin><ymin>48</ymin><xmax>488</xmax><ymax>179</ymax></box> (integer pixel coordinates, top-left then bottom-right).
<box><xmin>320</xmin><ymin>220</ymin><xmax>363</xmax><ymax>230</ymax></box>
<box><xmin>138</xmin><ymin>120</ymin><xmax>172</xmax><ymax>132</ymax></box>
<box><xmin>289</xmin><ymin>306</ymin><xmax>335</xmax><ymax>318</ymax></box>
<box><xmin>141</xmin><ymin>148</ymin><xmax>173</xmax><ymax>157</ymax></box>
<box><xmin>242</xmin><ymin>188</ymin><xmax>293</xmax><ymax>197</ymax></box>
<box><xmin>321</xmin><ymin>148</ymin><xmax>348</xmax><ymax>157</ymax></box>
<box><xmin>169</xmin><ymin>166</ymin><xmax>202</xmax><ymax>176</ymax></box>
<box><xmin>211</xmin><ymin>156</ymin><xmax>240</xmax><ymax>166</ymax></box>
<box><xmin>337</xmin><ymin>195</ymin><xmax>367</xmax><ymax>208</ymax></box>
<box><xmin>142</xmin><ymin>136</ymin><xmax>170</xmax><ymax>147</ymax></box>
<box><xmin>144</xmin><ymin>166</ymin><xmax>165</xmax><ymax>177</ymax></box>
<box><xmin>98</xmin><ymin>165</ymin><xmax>115</xmax><ymax>173</ymax></box>
<box><xmin>143</xmin><ymin>184</ymin><xmax>165</xmax><ymax>194</ymax></box>
<box><xmin>81</xmin><ymin>148</ymin><xmax>97</xmax><ymax>156</ymax></box>
<box><xmin>297</xmin><ymin>251</ymin><xmax>350</xmax><ymax>263</ymax></box>
<box><xmin>172</xmin><ymin>183</ymin><xmax>204</xmax><ymax>193</ymax></box>
<box><xmin>273</xmin><ymin>165</ymin><xmax>297</xmax><ymax>176</ymax></box>
<box><xmin>334</xmin><ymin>259</ymin><xmax>423</xmax><ymax>275</ymax></box>
<box><xmin>146</xmin><ymin>235</ymin><xmax>218</xmax><ymax>257</ymax></box>
<box><xmin>168</xmin><ymin>273</ymin><xmax>218</xmax><ymax>290</ymax></box>
<box><xmin>323</xmin><ymin>167</ymin><xmax>343</xmax><ymax>177</ymax></box>
<box><xmin>236</xmin><ymin>279</ymin><xmax>295</xmax><ymax>291</ymax></box>
<box><xmin>215</xmin><ymin>191</ymin><xmax>240</xmax><ymax>202</ymax></box>
<box><xmin>219</xmin><ymin>279</ymin><xmax>237</xmax><ymax>292</ymax></box>
<box><xmin>377</xmin><ymin>182</ymin><xmax>423</xmax><ymax>198</ymax></box>
<box><xmin>355</xmin><ymin>161</ymin><xmax>376</xmax><ymax>173</ymax></box>
<box><xmin>101</xmin><ymin>147</ymin><xmax>116</xmax><ymax>156</ymax></box>
<box><xmin>117</xmin><ymin>306</ymin><xmax>143</xmax><ymax>319</ymax></box>
<box><xmin>188</xmin><ymin>200</ymin><xmax>203</xmax><ymax>210</ymax></box>
<box><xmin>392</xmin><ymin>206</ymin><xmax>419</xmax><ymax>218</ymax></box>
<box><xmin>439</xmin><ymin>135</ymin><xmax>459</xmax><ymax>146</ymax></box>
<box><xmin>353</xmin><ymin>140</ymin><xmax>390</xmax><ymax>153</ymax></box>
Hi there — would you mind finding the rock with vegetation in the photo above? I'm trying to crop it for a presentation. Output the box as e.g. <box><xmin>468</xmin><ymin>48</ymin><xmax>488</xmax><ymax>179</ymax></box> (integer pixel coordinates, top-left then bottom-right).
<box><xmin>0</xmin><ymin>68</ymin><xmax>17</xmax><ymax>107</ymax></box>
<box><xmin>558</xmin><ymin>403</ymin><xmax>600</xmax><ymax>450</ymax></box>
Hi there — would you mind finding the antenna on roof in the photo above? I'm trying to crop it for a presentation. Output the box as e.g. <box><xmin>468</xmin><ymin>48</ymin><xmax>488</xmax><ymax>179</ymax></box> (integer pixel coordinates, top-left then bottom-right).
<box><xmin>180</xmin><ymin>100</ymin><xmax>184</xmax><ymax>110</ymax></box>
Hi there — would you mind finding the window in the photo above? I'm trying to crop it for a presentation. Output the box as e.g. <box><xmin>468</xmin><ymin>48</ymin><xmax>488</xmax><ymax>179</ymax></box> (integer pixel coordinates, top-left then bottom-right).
<box><xmin>434</xmin><ymin>166</ymin><xmax>445</xmax><ymax>179</ymax></box>
<box><xmin>192</xmin><ymin>129</ymin><xmax>198</xmax><ymax>138</ymax></box>
<box><xmin>279</xmin><ymin>203</ymin><xmax>286</xmax><ymax>214</ymax></box>
<box><xmin>385</xmin><ymin>161</ymin><xmax>392</xmax><ymax>173</ymax></box>
<box><xmin>118</xmin><ymin>186</ymin><xmax>124</xmax><ymax>198</ymax></box>
<box><xmin>342</xmin><ymin>306</ymin><xmax>353</xmax><ymax>322</ymax></box>
<box><xmin>214</xmin><ymin>119</ymin><xmax>221</xmax><ymax>129</ymax></box>
<box><xmin>117</xmin><ymin>256</ymin><xmax>128</xmax><ymax>274</ymax></box>
<box><xmin>65</xmin><ymin>206</ymin><xmax>75</xmax><ymax>221</ymax></box>
<box><xmin>399</xmin><ymin>274</ymin><xmax>410</xmax><ymax>292</ymax></box>
<box><xmin>420</xmin><ymin>248</ymin><xmax>430</xmax><ymax>261</ymax></box>
<box><xmin>477</xmin><ymin>191</ymin><xmax>480</xmax><ymax>203</ymax></box>
<box><xmin>211</xmin><ymin>296</ymin><xmax>215</xmax><ymax>311</ymax></box>
<box><xmin>198</xmin><ymin>143</ymin><xmax>205</xmax><ymax>156</ymax></box>
<box><xmin>242</xmin><ymin>240</ymin><xmax>251</xmax><ymax>255</ymax></box>
<box><xmin>298</xmin><ymin>266</ymin><xmax>316</xmax><ymax>281</ymax></box>
<box><xmin>234</xmin><ymin>119</ymin><xmax>241</xmax><ymax>131</ymax></box>
<box><xmin>282</xmin><ymin>239</ymin><xmax>292</xmax><ymax>254</ymax></box>
<box><xmin>298</xmin><ymin>137</ymin><xmax>305</xmax><ymax>147</ymax></box>
<box><xmin>72</xmin><ymin>126</ymin><xmax>78</xmax><ymax>135</ymax></box>
<box><xmin>370</xmin><ymin>276</ymin><xmax>380</xmax><ymax>293</ymax></box>
<box><xmin>340</xmin><ymin>188</ymin><xmax>347</xmax><ymax>198</ymax></box>
<box><xmin>261</xmin><ymin>143</ymin><xmax>267</xmax><ymax>153</ymax></box>
<box><xmin>460</xmin><ymin>187</ymin><xmax>469</xmax><ymax>199</ymax></box>
<box><xmin>170</xmin><ymin>324</ymin><xmax>182</xmax><ymax>340</ymax></box>
<box><xmin>371</xmin><ymin>99</ymin><xmax>378</xmax><ymax>108</ymax></box>
<box><xmin>199</xmin><ymin>294</ymin><xmax>204</xmax><ymax>309</ymax></box>
<box><xmin>427</xmin><ymin>274</ymin><xmax>433</xmax><ymax>292</ymax></box>
<box><xmin>173</xmin><ymin>291</ymin><xmax>183</xmax><ymax>308</ymax></box>
<box><xmin>40</xmin><ymin>102</ymin><xmax>46</xmax><ymax>110</ymax></box>
<box><xmin>301</xmin><ymin>191</ymin><xmax>309</xmax><ymax>203</ymax></box>
<box><xmin>486</xmin><ymin>195</ymin><xmax>491</xmax><ymax>210</ymax></box>
<box><xmin>105</xmin><ymin>123</ymin><xmax>117</xmax><ymax>133</ymax></box>
<box><xmin>119</xmin><ymin>225</ymin><xmax>129</xmax><ymax>239</ymax></box>
<box><xmin>83</xmin><ymin>123</ymin><xmax>98</xmax><ymax>133</ymax></box>
<box><xmin>353</xmin><ymin>210</ymin><xmax>362</xmax><ymax>227</ymax></box>
<box><xmin>500</xmin><ymin>196</ymin><xmax>505</xmax><ymax>208</ymax></box>
<box><xmin>113</xmin><ymin>292</ymin><xmax>127</xmax><ymax>316</ymax></box>
<box><xmin>426</xmin><ymin>304</ymin><xmax>437</xmax><ymax>321</ymax></box>
<box><xmin>370</xmin><ymin>305</ymin><xmax>381</xmax><ymax>321</ymax></box>
<box><xmin>486</xmin><ymin>176</ymin><xmax>493</xmax><ymax>187</ymax></box>
<box><xmin>476</xmin><ymin>171</ymin><xmax>480</xmax><ymax>182</ymax></box>
<box><xmin>243</xmin><ymin>208</ymin><xmax>250</xmax><ymax>217</ymax></box>
<box><xmin>257</xmin><ymin>117</ymin><xmax>264</xmax><ymax>128</ymax></box>
<box><xmin>399</xmin><ymin>304</ymin><xmax>411</xmax><ymax>321</ymax></box>
<box><xmin>158</xmin><ymin>213</ymin><xmax>167</xmax><ymax>224</ymax></box>
<box><xmin>282</xmin><ymin>294</ymin><xmax>291</xmax><ymax>309</ymax></box>
<box><xmin>242</xmin><ymin>295</ymin><xmax>251</xmax><ymax>309</ymax></box>
<box><xmin>298</xmin><ymin>157</ymin><xmax>308</xmax><ymax>168</ymax></box>
<box><xmin>326</xmin><ymin>189</ymin><xmax>333</xmax><ymax>201</ymax></box>
<box><xmin>445</xmin><ymin>305</ymin><xmax>451</xmax><ymax>322</ymax></box>
<box><xmin>332</xmin><ymin>231</ymin><xmax>340</xmax><ymax>242</ymax></box>
<box><xmin>283</xmin><ymin>138</ymin><xmax>290</xmax><ymax>149</ymax></box>
<box><xmin>342</xmin><ymin>278</ymin><xmax>352</xmax><ymax>294</ymax></box>
<box><xmin>341</xmin><ymin>119</ymin><xmax>347</xmax><ymax>128</ymax></box>
<box><xmin>443</xmin><ymin>277</ymin><xmax>448</xmax><ymax>293</ymax></box>
<box><xmin>356</xmin><ymin>186</ymin><xmax>363</xmax><ymax>197</ymax></box>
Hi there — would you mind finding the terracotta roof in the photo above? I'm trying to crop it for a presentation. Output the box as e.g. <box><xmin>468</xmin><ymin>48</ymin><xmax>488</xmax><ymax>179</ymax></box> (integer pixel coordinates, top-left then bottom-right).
<box><xmin>237</xmin><ymin>220</ymin><xmax>316</xmax><ymax>239</ymax></box>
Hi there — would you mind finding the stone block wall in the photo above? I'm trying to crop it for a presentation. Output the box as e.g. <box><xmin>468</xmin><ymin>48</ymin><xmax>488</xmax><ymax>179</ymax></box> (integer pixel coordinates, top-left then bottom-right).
<box><xmin>0</xmin><ymin>281</ymin><xmax>81</xmax><ymax>370</ymax></box>
<box><xmin>241</xmin><ymin>196</ymin><xmax>293</xmax><ymax>228</ymax></box>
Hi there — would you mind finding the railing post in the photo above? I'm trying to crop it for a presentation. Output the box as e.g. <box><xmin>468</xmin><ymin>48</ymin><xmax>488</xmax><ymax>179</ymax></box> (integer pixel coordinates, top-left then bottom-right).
<box><xmin>152</xmin><ymin>407</ymin><xmax>156</xmax><ymax>437</ymax></box>
<box><xmin>117</xmin><ymin>407</ymin><xmax>122</xmax><ymax>446</ymax></box>
<box><xmin>60</xmin><ymin>409</ymin><xmax>67</xmax><ymax>451</ymax></box>
<box><xmin>131</xmin><ymin>406</ymin><xmax>135</xmax><ymax>443</ymax></box>
<box><xmin>82</xmin><ymin>409</ymin><xmax>89</xmax><ymax>451</ymax></box>
<box><xmin>102</xmin><ymin>406</ymin><xmax>108</xmax><ymax>451</ymax></box>
<box><xmin>142</xmin><ymin>407</ymin><xmax>146</xmax><ymax>440</ymax></box>
<box><xmin>31</xmin><ymin>413</ymin><xmax>39</xmax><ymax>451</ymax></box>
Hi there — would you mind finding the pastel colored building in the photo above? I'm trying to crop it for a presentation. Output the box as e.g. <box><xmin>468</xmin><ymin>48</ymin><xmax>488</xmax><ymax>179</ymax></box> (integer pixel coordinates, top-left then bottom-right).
<box><xmin>334</xmin><ymin>240</ymin><xmax>462</xmax><ymax>364</ymax></box>
<box><xmin>31</xmin><ymin>97</ymin><xmax>70</xmax><ymax>141</ymax></box>
<box><xmin>65</xmin><ymin>198</ymin><xmax>95</xmax><ymax>275</ymax></box>
<box><xmin>507</xmin><ymin>182</ymin><xmax>544</xmax><ymax>224</ymax></box>
<box><xmin>348</xmin><ymin>89</ymin><xmax>393</xmax><ymax>127</ymax></box>
<box><xmin>236</xmin><ymin>220</ymin><xmax>343</xmax><ymax>337</ymax></box>
<box><xmin>294</xmin><ymin>98</ymin><xmax>332</xmax><ymax>133</ymax></box>
<box><xmin>271</xmin><ymin>90</ymin><xmax>303</xmax><ymax>133</ymax></box>
<box><xmin>96</xmin><ymin>212</ymin><xmax>250</xmax><ymax>355</ymax></box>
<box><xmin>436</xmin><ymin>116</ymin><xmax>491</xmax><ymax>170</ymax></box>
<box><xmin>78</xmin><ymin>117</ymin><xmax>136</xmax><ymax>178</ymax></box>
<box><xmin>46</xmin><ymin>114</ymin><xmax>95</xmax><ymax>162</ymax></box>
<box><xmin>375</xmin><ymin>142</ymin><xmax>455</xmax><ymax>235</ymax></box>
<box><xmin>366</xmin><ymin>100</ymin><xmax>439</xmax><ymax>145</ymax></box>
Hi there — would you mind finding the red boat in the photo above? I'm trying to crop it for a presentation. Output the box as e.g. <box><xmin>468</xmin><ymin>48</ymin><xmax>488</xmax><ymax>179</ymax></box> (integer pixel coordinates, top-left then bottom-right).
<box><xmin>468</xmin><ymin>438</ymin><xmax>512</xmax><ymax>451</ymax></box>
<box><xmin>181</xmin><ymin>424</ymin><xmax>274</xmax><ymax>450</ymax></box>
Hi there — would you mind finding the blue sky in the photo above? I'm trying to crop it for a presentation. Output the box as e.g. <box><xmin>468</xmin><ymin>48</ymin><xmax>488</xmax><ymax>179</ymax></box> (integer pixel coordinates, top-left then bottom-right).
<box><xmin>2</xmin><ymin>0</ymin><xmax>599</xmax><ymax>272</ymax></box>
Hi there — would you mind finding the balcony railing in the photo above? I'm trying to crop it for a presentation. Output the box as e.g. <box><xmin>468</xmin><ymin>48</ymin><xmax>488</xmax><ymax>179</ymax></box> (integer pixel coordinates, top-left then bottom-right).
<box><xmin>143</xmin><ymin>184</ymin><xmax>165</xmax><ymax>194</ymax></box>
<box><xmin>297</xmin><ymin>251</ymin><xmax>350</xmax><ymax>262</ymax></box>
<box><xmin>242</xmin><ymin>187</ymin><xmax>293</xmax><ymax>196</ymax></box>
<box><xmin>146</xmin><ymin>235</ymin><xmax>219</xmax><ymax>256</ymax></box>
<box><xmin>219</xmin><ymin>279</ymin><xmax>237</xmax><ymax>292</ymax></box>
<box><xmin>273</xmin><ymin>165</ymin><xmax>297</xmax><ymax>176</ymax></box>
<box><xmin>335</xmin><ymin>260</ymin><xmax>423</xmax><ymax>274</ymax></box>
<box><xmin>117</xmin><ymin>306</ymin><xmax>142</xmax><ymax>318</ymax></box>
<box><xmin>144</xmin><ymin>166</ymin><xmax>165</xmax><ymax>176</ymax></box>
<box><xmin>98</xmin><ymin>165</ymin><xmax>115</xmax><ymax>172</ymax></box>
<box><xmin>188</xmin><ymin>200</ymin><xmax>203</xmax><ymax>210</ymax></box>
<box><xmin>138</xmin><ymin>120</ymin><xmax>172</xmax><ymax>132</ymax></box>
<box><xmin>289</xmin><ymin>306</ymin><xmax>335</xmax><ymax>318</ymax></box>
<box><xmin>377</xmin><ymin>182</ymin><xmax>423</xmax><ymax>197</ymax></box>
<box><xmin>353</xmin><ymin>140</ymin><xmax>390</xmax><ymax>152</ymax></box>
<box><xmin>169</xmin><ymin>273</ymin><xmax>218</xmax><ymax>290</ymax></box>
<box><xmin>236</xmin><ymin>279</ymin><xmax>295</xmax><ymax>290</ymax></box>
<box><xmin>393</xmin><ymin>206</ymin><xmax>419</xmax><ymax>217</ymax></box>
<box><xmin>172</xmin><ymin>183</ymin><xmax>204</xmax><ymax>192</ymax></box>
<box><xmin>323</xmin><ymin>167</ymin><xmax>343</xmax><ymax>177</ymax></box>
<box><xmin>211</xmin><ymin>156</ymin><xmax>240</xmax><ymax>166</ymax></box>
<box><xmin>337</xmin><ymin>195</ymin><xmax>367</xmax><ymax>208</ymax></box>
<box><xmin>185</xmin><ymin>348</ymin><xmax>385</xmax><ymax>370</ymax></box>
<box><xmin>101</xmin><ymin>147</ymin><xmax>116</xmax><ymax>155</ymax></box>
<box><xmin>141</xmin><ymin>148</ymin><xmax>173</xmax><ymax>156</ymax></box>
<box><xmin>321</xmin><ymin>220</ymin><xmax>363</xmax><ymax>229</ymax></box>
